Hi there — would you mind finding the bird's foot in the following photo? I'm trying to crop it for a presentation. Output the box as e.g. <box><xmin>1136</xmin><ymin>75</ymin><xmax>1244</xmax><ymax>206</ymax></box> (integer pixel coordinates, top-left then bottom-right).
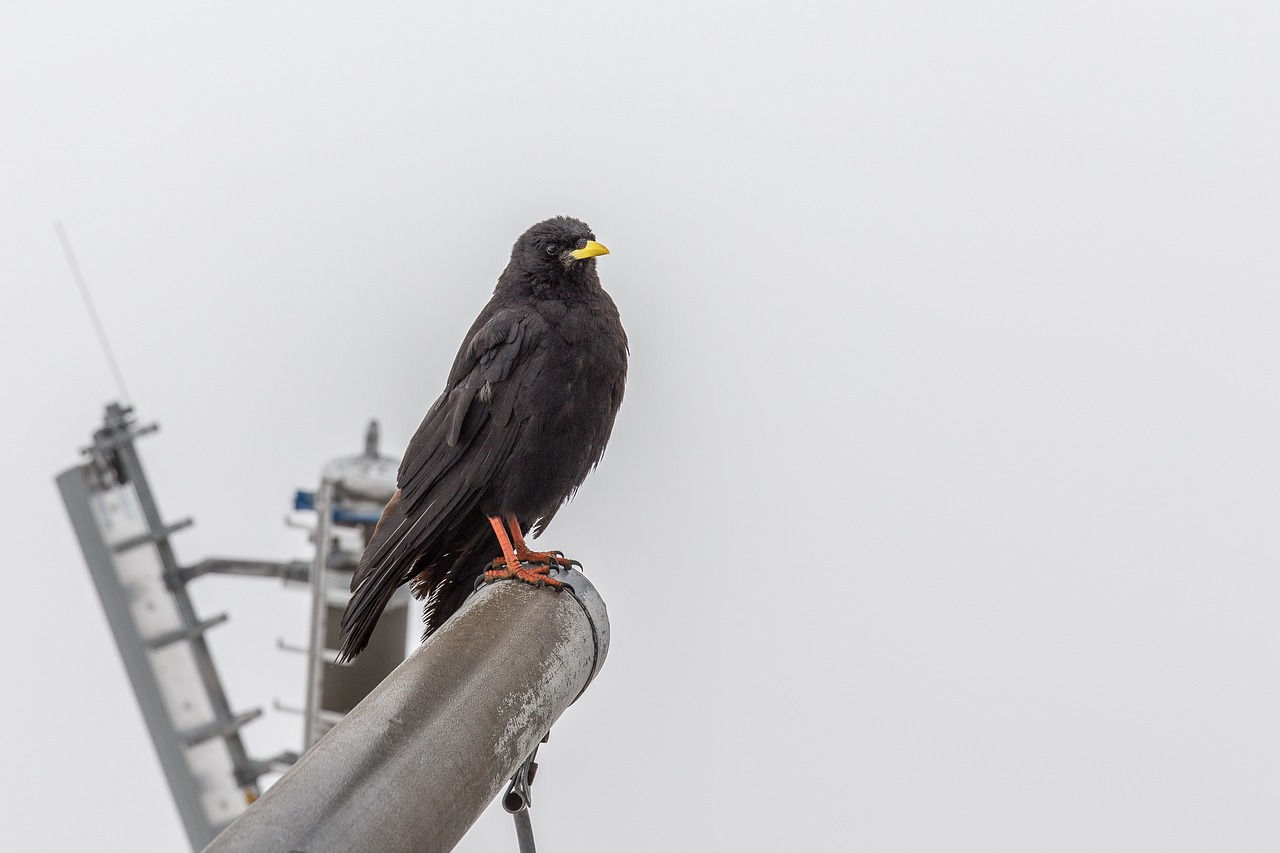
<box><xmin>517</xmin><ymin>548</ymin><xmax>564</xmax><ymax>565</ymax></box>
<box><xmin>521</xmin><ymin>549</ymin><xmax>582</xmax><ymax>570</ymax></box>
<box><xmin>489</xmin><ymin>549</ymin><xmax>581</xmax><ymax>570</ymax></box>
<box><xmin>485</xmin><ymin>560</ymin><xmax>565</xmax><ymax>589</ymax></box>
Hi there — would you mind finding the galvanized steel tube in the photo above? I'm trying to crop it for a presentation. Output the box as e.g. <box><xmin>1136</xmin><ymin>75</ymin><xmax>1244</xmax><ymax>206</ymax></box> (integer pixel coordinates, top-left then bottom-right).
<box><xmin>204</xmin><ymin>567</ymin><xmax>609</xmax><ymax>853</ymax></box>
<box><xmin>302</xmin><ymin>478</ymin><xmax>335</xmax><ymax>749</ymax></box>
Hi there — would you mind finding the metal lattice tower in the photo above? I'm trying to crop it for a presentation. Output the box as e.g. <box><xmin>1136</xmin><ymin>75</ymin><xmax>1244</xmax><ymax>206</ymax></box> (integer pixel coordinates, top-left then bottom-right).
<box><xmin>58</xmin><ymin>403</ymin><xmax>279</xmax><ymax>846</ymax></box>
<box><xmin>58</xmin><ymin>403</ymin><xmax>411</xmax><ymax>849</ymax></box>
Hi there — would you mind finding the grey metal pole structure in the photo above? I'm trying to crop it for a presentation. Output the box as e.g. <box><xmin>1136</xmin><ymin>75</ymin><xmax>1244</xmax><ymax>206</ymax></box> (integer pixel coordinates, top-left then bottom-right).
<box><xmin>100</xmin><ymin>404</ymin><xmax>262</xmax><ymax>795</ymax></box>
<box><xmin>59</xmin><ymin>403</ymin><xmax>284</xmax><ymax>848</ymax></box>
<box><xmin>204</xmin><ymin>566</ymin><xmax>609</xmax><ymax>853</ymax></box>
<box><xmin>303</xmin><ymin>478</ymin><xmax>336</xmax><ymax>747</ymax></box>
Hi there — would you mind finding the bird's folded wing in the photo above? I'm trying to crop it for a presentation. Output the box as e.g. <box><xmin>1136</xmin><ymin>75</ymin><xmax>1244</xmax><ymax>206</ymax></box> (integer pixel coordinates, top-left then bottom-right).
<box><xmin>345</xmin><ymin>308</ymin><xmax>545</xmax><ymax>630</ymax></box>
<box><xmin>397</xmin><ymin>307</ymin><xmax>543</xmax><ymax>511</ymax></box>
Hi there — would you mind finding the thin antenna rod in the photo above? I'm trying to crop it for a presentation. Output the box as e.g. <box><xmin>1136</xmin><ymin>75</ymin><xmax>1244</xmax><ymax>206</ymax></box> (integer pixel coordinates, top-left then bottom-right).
<box><xmin>55</xmin><ymin>221</ymin><xmax>132</xmax><ymax>406</ymax></box>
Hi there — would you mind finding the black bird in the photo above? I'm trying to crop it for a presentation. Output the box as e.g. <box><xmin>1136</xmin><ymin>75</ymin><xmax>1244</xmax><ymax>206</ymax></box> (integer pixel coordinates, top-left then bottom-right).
<box><xmin>338</xmin><ymin>217</ymin><xmax>627</xmax><ymax>661</ymax></box>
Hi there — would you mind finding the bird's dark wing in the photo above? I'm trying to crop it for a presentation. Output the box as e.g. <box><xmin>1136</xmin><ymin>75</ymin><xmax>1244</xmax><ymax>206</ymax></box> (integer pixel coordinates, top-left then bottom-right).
<box><xmin>397</xmin><ymin>306</ymin><xmax>535</xmax><ymax>507</ymax></box>
<box><xmin>339</xmin><ymin>306</ymin><xmax>543</xmax><ymax>659</ymax></box>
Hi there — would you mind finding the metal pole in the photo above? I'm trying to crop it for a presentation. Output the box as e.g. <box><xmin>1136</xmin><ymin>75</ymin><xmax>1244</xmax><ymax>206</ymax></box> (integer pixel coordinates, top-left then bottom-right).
<box><xmin>303</xmin><ymin>478</ymin><xmax>336</xmax><ymax>748</ymax></box>
<box><xmin>57</xmin><ymin>465</ymin><xmax>221</xmax><ymax>848</ymax></box>
<box><xmin>60</xmin><ymin>403</ymin><xmax>273</xmax><ymax>847</ymax></box>
<box><xmin>101</xmin><ymin>404</ymin><xmax>262</xmax><ymax>796</ymax></box>
<box><xmin>203</xmin><ymin>567</ymin><xmax>609</xmax><ymax>853</ymax></box>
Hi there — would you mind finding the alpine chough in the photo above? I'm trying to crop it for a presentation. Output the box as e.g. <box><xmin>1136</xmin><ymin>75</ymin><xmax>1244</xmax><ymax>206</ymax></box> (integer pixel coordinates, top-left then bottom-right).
<box><xmin>337</xmin><ymin>216</ymin><xmax>627</xmax><ymax>661</ymax></box>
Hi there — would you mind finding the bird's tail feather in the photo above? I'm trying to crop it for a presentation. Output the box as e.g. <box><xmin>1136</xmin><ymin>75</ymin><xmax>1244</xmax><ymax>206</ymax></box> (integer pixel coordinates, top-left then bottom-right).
<box><xmin>418</xmin><ymin>552</ymin><xmax>489</xmax><ymax>639</ymax></box>
<box><xmin>338</xmin><ymin>489</ymin><xmax>419</xmax><ymax>662</ymax></box>
<box><xmin>337</xmin><ymin>564</ymin><xmax>408</xmax><ymax>662</ymax></box>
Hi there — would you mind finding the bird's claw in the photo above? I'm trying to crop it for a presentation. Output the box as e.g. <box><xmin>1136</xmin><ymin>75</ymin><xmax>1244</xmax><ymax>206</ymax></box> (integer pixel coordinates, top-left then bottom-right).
<box><xmin>483</xmin><ymin>561</ymin><xmax>565</xmax><ymax>590</ymax></box>
<box><xmin>490</xmin><ymin>550</ymin><xmax>575</xmax><ymax>570</ymax></box>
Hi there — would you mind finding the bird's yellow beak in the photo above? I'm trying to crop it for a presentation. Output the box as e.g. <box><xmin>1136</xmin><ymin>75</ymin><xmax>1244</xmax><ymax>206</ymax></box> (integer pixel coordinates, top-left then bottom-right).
<box><xmin>570</xmin><ymin>240</ymin><xmax>610</xmax><ymax>260</ymax></box>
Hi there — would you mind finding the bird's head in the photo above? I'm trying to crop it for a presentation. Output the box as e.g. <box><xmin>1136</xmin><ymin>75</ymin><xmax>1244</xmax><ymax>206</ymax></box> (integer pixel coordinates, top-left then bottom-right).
<box><xmin>510</xmin><ymin>216</ymin><xmax>609</xmax><ymax>283</ymax></box>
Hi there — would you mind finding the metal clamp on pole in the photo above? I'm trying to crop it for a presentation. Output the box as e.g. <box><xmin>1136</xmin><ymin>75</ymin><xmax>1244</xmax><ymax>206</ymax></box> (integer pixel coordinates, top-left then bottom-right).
<box><xmin>204</xmin><ymin>566</ymin><xmax>610</xmax><ymax>853</ymax></box>
<box><xmin>504</xmin><ymin>742</ymin><xmax>542</xmax><ymax>853</ymax></box>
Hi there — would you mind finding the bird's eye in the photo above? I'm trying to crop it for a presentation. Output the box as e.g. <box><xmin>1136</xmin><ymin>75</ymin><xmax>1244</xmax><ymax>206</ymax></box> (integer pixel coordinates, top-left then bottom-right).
<box><xmin>545</xmin><ymin>243</ymin><xmax>560</xmax><ymax>255</ymax></box>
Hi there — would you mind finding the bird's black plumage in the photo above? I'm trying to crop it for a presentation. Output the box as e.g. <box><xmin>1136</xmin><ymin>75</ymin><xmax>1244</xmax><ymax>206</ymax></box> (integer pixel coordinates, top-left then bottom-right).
<box><xmin>338</xmin><ymin>217</ymin><xmax>627</xmax><ymax>661</ymax></box>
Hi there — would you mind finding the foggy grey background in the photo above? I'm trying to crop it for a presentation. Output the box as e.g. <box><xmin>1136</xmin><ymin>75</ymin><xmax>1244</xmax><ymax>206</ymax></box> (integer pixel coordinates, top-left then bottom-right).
<box><xmin>3</xmin><ymin>2</ymin><xmax>1278</xmax><ymax>850</ymax></box>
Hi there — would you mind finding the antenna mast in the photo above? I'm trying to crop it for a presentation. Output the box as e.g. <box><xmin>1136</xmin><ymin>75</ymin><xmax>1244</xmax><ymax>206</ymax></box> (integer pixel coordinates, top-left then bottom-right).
<box><xmin>55</xmin><ymin>220</ymin><xmax>133</xmax><ymax>405</ymax></box>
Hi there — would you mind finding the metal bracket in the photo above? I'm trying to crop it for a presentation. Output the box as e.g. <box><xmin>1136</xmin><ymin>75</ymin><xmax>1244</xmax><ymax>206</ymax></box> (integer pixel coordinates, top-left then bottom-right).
<box><xmin>111</xmin><ymin>517</ymin><xmax>194</xmax><ymax>553</ymax></box>
<box><xmin>546</xmin><ymin>566</ymin><xmax>606</xmax><ymax>703</ymax></box>
<box><xmin>181</xmin><ymin>708</ymin><xmax>263</xmax><ymax>747</ymax></box>
<box><xmin>146</xmin><ymin>613</ymin><xmax>229</xmax><ymax>650</ymax></box>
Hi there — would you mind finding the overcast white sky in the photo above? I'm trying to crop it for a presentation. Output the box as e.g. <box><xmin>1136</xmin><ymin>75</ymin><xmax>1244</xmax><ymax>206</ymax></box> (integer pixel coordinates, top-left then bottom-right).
<box><xmin>3</xmin><ymin>1</ymin><xmax>1279</xmax><ymax>850</ymax></box>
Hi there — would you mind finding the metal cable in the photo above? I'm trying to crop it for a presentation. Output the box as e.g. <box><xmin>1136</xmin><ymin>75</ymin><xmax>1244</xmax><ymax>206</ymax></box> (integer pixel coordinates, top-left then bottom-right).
<box><xmin>55</xmin><ymin>221</ymin><xmax>132</xmax><ymax>405</ymax></box>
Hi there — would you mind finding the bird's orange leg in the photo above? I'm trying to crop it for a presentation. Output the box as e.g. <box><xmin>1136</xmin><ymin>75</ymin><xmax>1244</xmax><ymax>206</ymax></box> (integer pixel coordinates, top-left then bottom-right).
<box><xmin>506</xmin><ymin>515</ymin><xmax>574</xmax><ymax>566</ymax></box>
<box><xmin>484</xmin><ymin>516</ymin><xmax>564</xmax><ymax>588</ymax></box>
